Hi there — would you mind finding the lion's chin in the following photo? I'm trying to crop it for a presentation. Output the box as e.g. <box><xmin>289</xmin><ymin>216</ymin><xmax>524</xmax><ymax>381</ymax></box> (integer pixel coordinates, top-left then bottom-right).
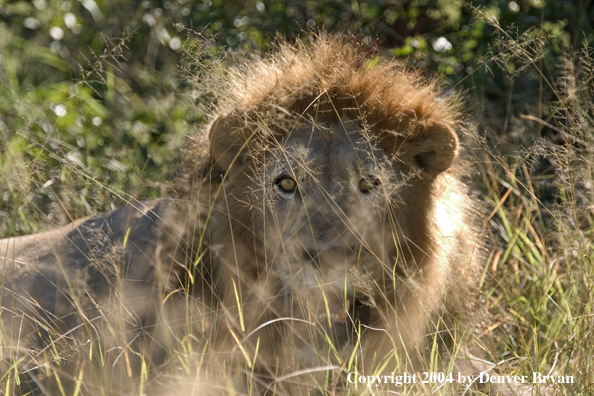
<box><xmin>314</xmin><ymin>297</ymin><xmax>372</xmax><ymax>347</ymax></box>
<box><xmin>289</xmin><ymin>297</ymin><xmax>372</xmax><ymax>368</ymax></box>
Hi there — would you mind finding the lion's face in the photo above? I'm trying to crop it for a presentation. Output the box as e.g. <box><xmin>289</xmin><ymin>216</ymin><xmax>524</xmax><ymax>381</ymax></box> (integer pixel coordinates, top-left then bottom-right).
<box><xmin>233</xmin><ymin>119</ymin><xmax>408</xmax><ymax>356</ymax></box>
<box><xmin>204</xmin><ymin>35</ymin><xmax>463</xmax><ymax>369</ymax></box>
<box><xmin>207</xmin><ymin>102</ymin><xmax>459</xmax><ymax>367</ymax></box>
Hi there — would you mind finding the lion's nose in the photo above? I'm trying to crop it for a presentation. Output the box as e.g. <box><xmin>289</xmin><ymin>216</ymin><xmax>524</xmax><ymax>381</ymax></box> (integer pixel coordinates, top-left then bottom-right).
<box><xmin>301</xmin><ymin>246</ymin><xmax>357</xmax><ymax>269</ymax></box>
<box><xmin>299</xmin><ymin>223</ymin><xmax>357</xmax><ymax>249</ymax></box>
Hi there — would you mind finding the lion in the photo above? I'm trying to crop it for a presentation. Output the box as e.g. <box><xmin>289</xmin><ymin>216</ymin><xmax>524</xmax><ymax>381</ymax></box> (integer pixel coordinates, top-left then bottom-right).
<box><xmin>1</xmin><ymin>34</ymin><xmax>499</xmax><ymax>395</ymax></box>
<box><xmin>195</xmin><ymin>33</ymin><xmax>483</xmax><ymax>382</ymax></box>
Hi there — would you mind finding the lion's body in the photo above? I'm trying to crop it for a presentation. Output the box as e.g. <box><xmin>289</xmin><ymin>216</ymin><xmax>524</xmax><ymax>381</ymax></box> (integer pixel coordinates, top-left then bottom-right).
<box><xmin>1</xmin><ymin>200</ymin><xmax>174</xmax><ymax>335</ymax></box>
<box><xmin>1</xmin><ymin>34</ymin><xmax>487</xmax><ymax>394</ymax></box>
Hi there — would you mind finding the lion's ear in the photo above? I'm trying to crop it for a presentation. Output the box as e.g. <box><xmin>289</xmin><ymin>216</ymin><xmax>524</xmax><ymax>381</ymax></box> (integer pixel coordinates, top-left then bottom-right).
<box><xmin>208</xmin><ymin>115</ymin><xmax>248</xmax><ymax>169</ymax></box>
<box><xmin>383</xmin><ymin>122</ymin><xmax>459</xmax><ymax>178</ymax></box>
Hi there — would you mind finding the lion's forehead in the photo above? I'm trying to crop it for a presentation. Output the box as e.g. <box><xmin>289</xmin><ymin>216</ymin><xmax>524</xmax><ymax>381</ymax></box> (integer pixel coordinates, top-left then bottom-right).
<box><xmin>266</xmin><ymin>123</ymin><xmax>382</xmax><ymax>178</ymax></box>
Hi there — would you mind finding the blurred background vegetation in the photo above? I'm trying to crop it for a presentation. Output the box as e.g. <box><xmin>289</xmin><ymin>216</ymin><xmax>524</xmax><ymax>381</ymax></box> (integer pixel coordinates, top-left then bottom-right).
<box><xmin>0</xmin><ymin>0</ymin><xmax>591</xmax><ymax>235</ymax></box>
<box><xmin>1</xmin><ymin>0</ymin><xmax>594</xmax><ymax>394</ymax></box>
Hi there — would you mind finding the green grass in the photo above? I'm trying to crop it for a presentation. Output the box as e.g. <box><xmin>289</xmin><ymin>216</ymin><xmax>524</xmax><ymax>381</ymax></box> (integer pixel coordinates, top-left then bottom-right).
<box><xmin>468</xmin><ymin>29</ymin><xmax>594</xmax><ymax>394</ymax></box>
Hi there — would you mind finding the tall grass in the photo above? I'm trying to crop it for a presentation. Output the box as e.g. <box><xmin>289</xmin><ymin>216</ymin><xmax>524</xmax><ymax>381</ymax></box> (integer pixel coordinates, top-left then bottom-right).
<box><xmin>469</xmin><ymin>15</ymin><xmax>594</xmax><ymax>396</ymax></box>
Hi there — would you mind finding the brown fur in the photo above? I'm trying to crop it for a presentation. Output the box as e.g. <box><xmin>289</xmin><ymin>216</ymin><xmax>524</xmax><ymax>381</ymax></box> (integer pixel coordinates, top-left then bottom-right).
<box><xmin>1</xmin><ymin>33</ymin><xmax>490</xmax><ymax>395</ymax></box>
<box><xmin>189</xmin><ymin>33</ymin><xmax>484</xmax><ymax>391</ymax></box>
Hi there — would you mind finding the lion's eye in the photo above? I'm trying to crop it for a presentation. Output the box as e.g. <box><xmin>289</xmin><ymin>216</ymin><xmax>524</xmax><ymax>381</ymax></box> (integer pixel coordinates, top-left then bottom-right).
<box><xmin>359</xmin><ymin>177</ymin><xmax>380</xmax><ymax>193</ymax></box>
<box><xmin>275</xmin><ymin>177</ymin><xmax>297</xmax><ymax>193</ymax></box>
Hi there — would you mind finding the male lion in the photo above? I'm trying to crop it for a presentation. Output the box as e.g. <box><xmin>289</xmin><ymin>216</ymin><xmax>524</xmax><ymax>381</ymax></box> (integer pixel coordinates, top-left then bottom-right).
<box><xmin>1</xmin><ymin>34</ymin><xmax>487</xmax><ymax>394</ymax></box>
